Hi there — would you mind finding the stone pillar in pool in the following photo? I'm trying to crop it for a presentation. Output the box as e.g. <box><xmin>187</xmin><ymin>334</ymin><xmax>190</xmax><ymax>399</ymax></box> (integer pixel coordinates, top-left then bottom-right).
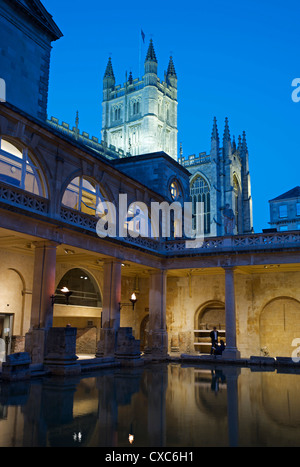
<box><xmin>222</xmin><ymin>267</ymin><xmax>240</xmax><ymax>359</ymax></box>
<box><xmin>96</xmin><ymin>259</ymin><xmax>122</xmax><ymax>357</ymax></box>
<box><xmin>147</xmin><ymin>269</ymin><xmax>168</xmax><ymax>358</ymax></box>
<box><xmin>25</xmin><ymin>241</ymin><xmax>59</xmax><ymax>364</ymax></box>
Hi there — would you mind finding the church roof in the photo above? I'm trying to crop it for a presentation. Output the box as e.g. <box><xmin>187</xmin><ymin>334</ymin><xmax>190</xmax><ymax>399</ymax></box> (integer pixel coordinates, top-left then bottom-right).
<box><xmin>145</xmin><ymin>39</ymin><xmax>157</xmax><ymax>62</ymax></box>
<box><xmin>270</xmin><ymin>186</ymin><xmax>300</xmax><ymax>201</ymax></box>
<box><xmin>9</xmin><ymin>0</ymin><xmax>63</xmax><ymax>40</ymax></box>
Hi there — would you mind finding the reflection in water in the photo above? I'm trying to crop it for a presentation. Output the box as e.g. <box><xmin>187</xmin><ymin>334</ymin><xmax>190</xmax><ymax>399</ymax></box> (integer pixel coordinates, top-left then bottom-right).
<box><xmin>0</xmin><ymin>363</ymin><xmax>300</xmax><ymax>447</ymax></box>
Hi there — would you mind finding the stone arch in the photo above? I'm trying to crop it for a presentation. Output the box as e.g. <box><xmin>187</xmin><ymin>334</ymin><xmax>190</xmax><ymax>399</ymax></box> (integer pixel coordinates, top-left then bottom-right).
<box><xmin>60</xmin><ymin>174</ymin><xmax>110</xmax><ymax>218</ymax></box>
<box><xmin>195</xmin><ymin>300</ymin><xmax>225</xmax><ymax>329</ymax></box>
<box><xmin>55</xmin><ymin>267</ymin><xmax>102</xmax><ymax>307</ymax></box>
<box><xmin>194</xmin><ymin>300</ymin><xmax>226</xmax><ymax>353</ymax></box>
<box><xmin>259</xmin><ymin>296</ymin><xmax>300</xmax><ymax>357</ymax></box>
<box><xmin>0</xmin><ymin>135</ymin><xmax>49</xmax><ymax>198</ymax></box>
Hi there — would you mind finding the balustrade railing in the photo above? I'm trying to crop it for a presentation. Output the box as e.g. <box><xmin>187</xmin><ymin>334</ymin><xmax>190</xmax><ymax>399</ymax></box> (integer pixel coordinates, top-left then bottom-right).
<box><xmin>0</xmin><ymin>182</ymin><xmax>49</xmax><ymax>214</ymax></box>
<box><xmin>0</xmin><ymin>187</ymin><xmax>299</xmax><ymax>256</ymax></box>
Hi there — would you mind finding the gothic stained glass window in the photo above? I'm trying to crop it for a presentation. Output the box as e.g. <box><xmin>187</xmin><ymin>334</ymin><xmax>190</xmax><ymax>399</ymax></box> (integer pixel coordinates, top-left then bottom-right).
<box><xmin>190</xmin><ymin>175</ymin><xmax>210</xmax><ymax>234</ymax></box>
<box><xmin>0</xmin><ymin>138</ymin><xmax>47</xmax><ymax>197</ymax></box>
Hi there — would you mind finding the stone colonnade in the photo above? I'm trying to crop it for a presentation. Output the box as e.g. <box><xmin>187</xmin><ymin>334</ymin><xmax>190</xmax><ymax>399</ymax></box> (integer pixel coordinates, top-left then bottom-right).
<box><xmin>25</xmin><ymin>242</ymin><xmax>240</xmax><ymax>363</ymax></box>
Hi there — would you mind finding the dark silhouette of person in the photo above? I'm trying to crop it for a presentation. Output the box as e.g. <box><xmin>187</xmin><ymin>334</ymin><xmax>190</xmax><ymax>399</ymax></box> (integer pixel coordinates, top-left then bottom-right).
<box><xmin>210</xmin><ymin>327</ymin><xmax>218</xmax><ymax>354</ymax></box>
<box><xmin>215</xmin><ymin>339</ymin><xmax>225</xmax><ymax>355</ymax></box>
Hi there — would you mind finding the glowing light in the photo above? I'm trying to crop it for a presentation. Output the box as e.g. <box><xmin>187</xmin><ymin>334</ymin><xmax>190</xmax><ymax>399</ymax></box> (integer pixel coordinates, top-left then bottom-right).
<box><xmin>61</xmin><ymin>287</ymin><xmax>70</xmax><ymax>293</ymax></box>
<box><xmin>128</xmin><ymin>434</ymin><xmax>134</xmax><ymax>444</ymax></box>
<box><xmin>131</xmin><ymin>293</ymin><xmax>137</xmax><ymax>301</ymax></box>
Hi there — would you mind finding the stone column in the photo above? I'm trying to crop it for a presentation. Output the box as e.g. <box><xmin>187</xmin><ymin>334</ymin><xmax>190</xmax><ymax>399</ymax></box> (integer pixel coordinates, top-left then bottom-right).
<box><xmin>96</xmin><ymin>259</ymin><xmax>122</xmax><ymax>357</ymax></box>
<box><xmin>223</xmin><ymin>267</ymin><xmax>240</xmax><ymax>359</ymax></box>
<box><xmin>25</xmin><ymin>241</ymin><xmax>58</xmax><ymax>364</ymax></box>
<box><xmin>30</xmin><ymin>241</ymin><xmax>58</xmax><ymax>329</ymax></box>
<box><xmin>147</xmin><ymin>269</ymin><xmax>168</xmax><ymax>358</ymax></box>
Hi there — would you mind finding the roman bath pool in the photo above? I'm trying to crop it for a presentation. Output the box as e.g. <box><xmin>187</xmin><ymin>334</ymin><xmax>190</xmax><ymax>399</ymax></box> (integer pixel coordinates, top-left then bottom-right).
<box><xmin>0</xmin><ymin>362</ymin><xmax>300</xmax><ymax>448</ymax></box>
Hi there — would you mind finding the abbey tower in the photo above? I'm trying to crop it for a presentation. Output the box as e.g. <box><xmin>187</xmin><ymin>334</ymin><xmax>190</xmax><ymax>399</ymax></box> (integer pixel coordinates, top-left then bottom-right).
<box><xmin>101</xmin><ymin>40</ymin><xmax>178</xmax><ymax>159</ymax></box>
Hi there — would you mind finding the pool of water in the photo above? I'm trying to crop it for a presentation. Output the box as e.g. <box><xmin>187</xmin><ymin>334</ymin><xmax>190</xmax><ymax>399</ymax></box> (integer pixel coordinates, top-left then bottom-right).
<box><xmin>0</xmin><ymin>362</ymin><xmax>300</xmax><ymax>447</ymax></box>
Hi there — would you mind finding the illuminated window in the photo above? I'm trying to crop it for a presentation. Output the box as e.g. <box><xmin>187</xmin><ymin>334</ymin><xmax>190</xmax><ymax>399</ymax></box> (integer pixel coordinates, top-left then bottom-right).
<box><xmin>0</xmin><ymin>138</ymin><xmax>47</xmax><ymax>197</ymax></box>
<box><xmin>62</xmin><ymin>176</ymin><xmax>107</xmax><ymax>216</ymax></box>
<box><xmin>170</xmin><ymin>180</ymin><xmax>180</xmax><ymax>200</ymax></box>
<box><xmin>190</xmin><ymin>175</ymin><xmax>210</xmax><ymax>234</ymax></box>
<box><xmin>55</xmin><ymin>268</ymin><xmax>101</xmax><ymax>307</ymax></box>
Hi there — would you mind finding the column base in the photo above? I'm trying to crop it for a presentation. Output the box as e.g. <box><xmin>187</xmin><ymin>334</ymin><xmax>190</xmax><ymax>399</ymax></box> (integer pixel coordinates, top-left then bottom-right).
<box><xmin>96</xmin><ymin>328</ymin><xmax>117</xmax><ymax>358</ymax></box>
<box><xmin>146</xmin><ymin>330</ymin><xmax>168</xmax><ymax>358</ymax></box>
<box><xmin>222</xmin><ymin>347</ymin><xmax>241</xmax><ymax>360</ymax></box>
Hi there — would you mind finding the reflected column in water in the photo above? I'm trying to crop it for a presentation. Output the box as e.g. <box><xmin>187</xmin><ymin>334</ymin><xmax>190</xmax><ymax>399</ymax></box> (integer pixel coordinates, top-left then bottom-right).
<box><xmin>223</xmin><ymin>366</ymin><xmax>240</xmax><ymax>447</ymax></box>
<box><xmin>147</xmin><ymin>365</ymin><xmax>168</xmax><ymax>446</ymax></box>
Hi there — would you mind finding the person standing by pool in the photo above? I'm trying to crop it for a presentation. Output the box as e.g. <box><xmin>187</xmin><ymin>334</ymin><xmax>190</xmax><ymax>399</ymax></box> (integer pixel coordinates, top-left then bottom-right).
<box><xmin>210</xmin><ymin>327</ymin><xmax>218</xmax><ymax>354</ymax></box>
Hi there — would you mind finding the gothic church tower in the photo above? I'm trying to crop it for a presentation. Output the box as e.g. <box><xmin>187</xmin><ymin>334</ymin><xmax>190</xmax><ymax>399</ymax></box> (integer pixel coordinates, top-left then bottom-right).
<box><xmin>101</xmin><ymin>40</ymin><xmax>178</xmax><ymax>159</ymax></box>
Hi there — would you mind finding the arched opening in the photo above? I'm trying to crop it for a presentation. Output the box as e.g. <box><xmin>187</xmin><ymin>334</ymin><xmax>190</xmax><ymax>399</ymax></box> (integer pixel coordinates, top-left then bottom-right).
<box><xmin>233</xmin><ymin>174</ymin><xmax>241</xmax><ymax>234</ymax></box>
<box><xmin>53</xmin><ymin>268</ymin><xmax>102</xmax><ymax>355</ymax></box>
<box><xmin>62</xmin><ymin>176</ymin><xmax>108</xmax><ymax>217</ymax></box>
<box><xmin>123</xmin><ymin>201</ymin><xmax>159</xmax><ymax>239</ymax></box>
<box><xmin>194</xmin><ymin>301</ymin><xmax>226</xmax><ymax>353</ymax></box>
<box><xmin>0</xmin><ymin>137</ymin><xmax>48</xmax><ymax>197</ymax></box>
<box><xmin>190</xmin><ymin>174</ymin><xmax>210</xmax><ymax>235</ymax></box>
<box><xmin>55</xmin><ymin>268</ymin><xmax>102</xmax><ymax>307</ymax></box>
<box><xmin>260</xmin><ymin>297</ymin><xmax>300</xmax><ymax>357</ymax></box>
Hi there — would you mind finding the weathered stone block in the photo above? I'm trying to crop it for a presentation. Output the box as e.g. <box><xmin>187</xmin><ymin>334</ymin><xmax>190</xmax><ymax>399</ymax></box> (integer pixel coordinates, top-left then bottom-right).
<box><xmin>2</xmin><ymin>352</ymin><xmax>31</xmax><ymax>381</ymax></box>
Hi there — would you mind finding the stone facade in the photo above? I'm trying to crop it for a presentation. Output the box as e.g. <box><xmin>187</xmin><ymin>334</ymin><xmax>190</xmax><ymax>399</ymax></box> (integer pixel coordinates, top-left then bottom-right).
<box><xmin>0</xmin><ymin>0</ymin><xmax>62</xmax><ymax>121</ymax></box>
<box><xmin>180</xmin><ymin>119</ymin><xmax>253</xmax><ymax>236</ymax></box>
<box><xmin>0</xmin><ymin>0</ymin><xmax>299</xmax><ymax>368</ymax></box>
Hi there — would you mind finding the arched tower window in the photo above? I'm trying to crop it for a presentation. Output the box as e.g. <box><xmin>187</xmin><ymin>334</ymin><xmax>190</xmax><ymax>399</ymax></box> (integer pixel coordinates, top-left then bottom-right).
<box><xmin>233</xmin><ymin>175</ymin><xmax>240</xmax><ymax>233</ymax></box>
<box><xmin>55</xmin><ymin>268</ymin><xmax>102</xmax><ymax>307</ymax></box>
<box><xmin>0</xmin><ymin>138</ymin><xmax>47</xmax><ymax>197</ymax></box>
<box><xmin>62</xmin><ymin>176</ymin><xmax>107</xmax><ymax>217</ymax></box>
<box><xmin>190</xmin><ymin>175</ymin><xmax>210</xmax><ymax>234</ymax></box>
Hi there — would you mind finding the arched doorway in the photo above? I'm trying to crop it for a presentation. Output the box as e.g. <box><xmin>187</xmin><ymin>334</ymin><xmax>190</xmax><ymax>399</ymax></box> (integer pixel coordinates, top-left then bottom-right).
<box><xmin>260</xmin><ymin>297</ymin><xmax>300</xmax><ymax>357</ymax></box>
<box><xmin>53</xmin><ymin>268</ymin><xmax>102</xmax><ymax>355</ymax></box>
<box><xmin>194</xmin><ymin>301</ymin><xmax>226</xmax><ymax>353</ymax></box>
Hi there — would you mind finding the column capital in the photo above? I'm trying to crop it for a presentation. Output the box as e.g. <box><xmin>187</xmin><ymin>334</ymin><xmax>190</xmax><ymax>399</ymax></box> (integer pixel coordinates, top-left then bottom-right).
<box><xmin>32</xmin><ymin>240</ymin><xmax>61</xmax><ymax>249</ymax></box>
<box><xmin>222</xmin><ymin>265</ymin><xmax>237</xmax><ymax>272</ymax></box>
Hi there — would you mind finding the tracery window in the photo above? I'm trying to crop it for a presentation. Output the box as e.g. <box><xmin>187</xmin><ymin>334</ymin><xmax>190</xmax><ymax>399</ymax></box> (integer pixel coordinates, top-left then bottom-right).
<box><xmin>62</xmin><ymin>176</ymin><xmax>107</xmax><ymax>217</ymax></box>
<box><xmin>190</xmin><ymin>175</ymin><xmax>210</xmax><ymax>234</ymax></box>
<box><xmin>0</xmin><ymin>138</ymin><xmax>47</xmax><ymax>197</ymax></box>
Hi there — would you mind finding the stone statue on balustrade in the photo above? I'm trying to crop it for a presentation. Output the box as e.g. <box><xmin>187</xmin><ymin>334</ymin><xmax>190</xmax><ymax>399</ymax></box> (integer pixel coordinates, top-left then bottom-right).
<box><xmin>221</xmin><ymin>204</ymin><xmax>235</xmax><ymax>235</ymax></box>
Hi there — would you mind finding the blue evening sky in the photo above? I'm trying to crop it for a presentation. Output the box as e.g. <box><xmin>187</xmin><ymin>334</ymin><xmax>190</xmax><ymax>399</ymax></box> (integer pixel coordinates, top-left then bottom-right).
<box><xmin>43</xmin><ymin>0</ymin><xmax>300</xmax><ymax>233</ymax></box>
